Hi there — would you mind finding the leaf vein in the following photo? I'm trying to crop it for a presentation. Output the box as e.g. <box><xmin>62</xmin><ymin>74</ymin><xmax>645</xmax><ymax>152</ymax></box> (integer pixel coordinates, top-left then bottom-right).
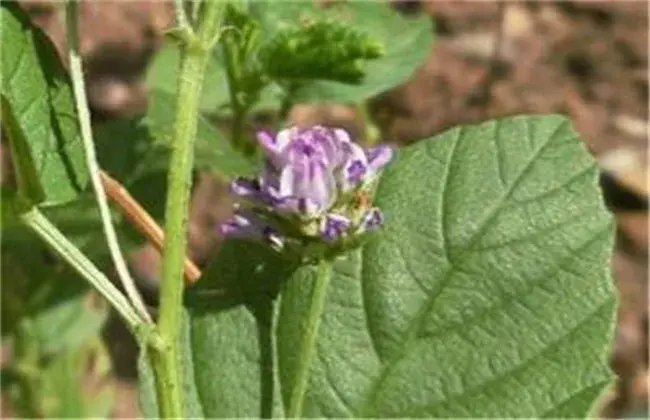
<box><xmin>437</xmin><ymin>125</ymin><xmax>462</xmax><ymax>263</ymax></box>
<box><xmin>359</xmin><ymin>248</ymin><xmax>382</xmax><ymax>362</ymax></box>
<box><xmin>416</xmin><ymin>297</ymin><xmax>613</xmax><ymax>415</ymax></box>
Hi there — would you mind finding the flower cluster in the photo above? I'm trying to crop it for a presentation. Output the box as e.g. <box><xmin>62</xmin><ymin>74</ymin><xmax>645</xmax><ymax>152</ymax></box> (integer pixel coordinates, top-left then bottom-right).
<box><xmin>221</xmin><ymin>125</ymin><xmax>393</xmax><ymax>256</ymax></box>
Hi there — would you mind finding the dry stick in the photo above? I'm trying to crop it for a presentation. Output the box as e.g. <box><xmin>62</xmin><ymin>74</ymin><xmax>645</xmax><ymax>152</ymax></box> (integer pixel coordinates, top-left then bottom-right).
<box><xmin>99</xmin><ymin>171</ymin><xmax>202</xmax><ymax>284</ymax></box>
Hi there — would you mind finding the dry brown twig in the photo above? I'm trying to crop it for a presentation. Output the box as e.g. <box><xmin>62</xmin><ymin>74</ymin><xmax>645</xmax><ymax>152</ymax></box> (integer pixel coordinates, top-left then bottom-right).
<box><xmin>100</xmin><ymin>170</ymin><xmax>202</xmax><ymax>284</ymax></box>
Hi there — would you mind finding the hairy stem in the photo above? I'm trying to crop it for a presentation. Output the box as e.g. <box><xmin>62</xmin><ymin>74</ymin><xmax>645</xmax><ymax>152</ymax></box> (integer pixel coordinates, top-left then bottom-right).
<box><xmin>173</xmin><ymin>0</ymin><xmax>192</xmax><ymax>31</ymax></box>
<box><xmin>287</xmin><ymin>260</ymin><xmax>332</xmax><ymax>418</ymax></box>
<box><xmin>65</xmin><ymin>0</ymin><xmax>152</xmax><ymax>324</ymax></box>
<box><xmin>151</xmin><ymin>1</ymin><xmax>226</xmax><ymax>417</ymax></box>
<box><xmin>21</xmin><ymin>209</ymin><xmax>142</xmax><ymax>331</ymax></box>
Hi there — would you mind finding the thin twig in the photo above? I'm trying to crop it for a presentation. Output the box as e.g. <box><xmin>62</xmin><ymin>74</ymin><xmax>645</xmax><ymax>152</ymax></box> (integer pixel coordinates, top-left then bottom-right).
<box><xmin>65</xmin><ymin>1</ymin><xmax>152</xmax><ymax>324</ymax></box>
<box><xmin>100</xmin><ymin>171</ymin><xmax>202</xmax><ymax>284</ymax></box>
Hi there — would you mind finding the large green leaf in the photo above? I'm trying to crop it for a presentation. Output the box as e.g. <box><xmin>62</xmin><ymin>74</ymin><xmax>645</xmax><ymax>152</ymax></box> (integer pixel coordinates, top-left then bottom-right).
<box><xmin>139</xmin><ymin>115</ymin><xmax>616</xmax><ymax>418</ymax></box>
<box><xmin>1</xmin><ymin>2</ymin><xmax>88</xmax><ymax>206</ymax></box>
<box><xmin>250</xmin><ymin>1</ymin><xmax>434</xmax><ymax>103</ymax></box>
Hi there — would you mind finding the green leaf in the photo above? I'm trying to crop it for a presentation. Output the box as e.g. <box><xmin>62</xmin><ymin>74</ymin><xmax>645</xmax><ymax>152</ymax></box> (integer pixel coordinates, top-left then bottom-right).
<box><xmin>40</xmin><ymin>337</ymin><xmax>115</xmax><ymax>418</ymax></box>
<box><xmin>1</xmin><ymin>96</ymin><xmax>45</xmax><ymax>209</ymax></box>
<box><xmin>31</xmin><ymin>293</ymin><xmax>107</xmax><ymax>355</ymax></box>
<box><xmin>138</xmin><ymin>241</ymin><xmax>297</xmax><ymax>418</ymax></box>
<box><xmin>278</xmin><ymin>115</ymin><xmax>616</xmax><ymax>417</ymax></box>
<box><xmin>1</xmin><ymin>3</ymin><xmax>88</xmax><ymax>206</ymax></box>
<box><xmin>138</xmin><ymin>115</ymin><xmax>616</xmax><ymax>417</ymax></box>
<box><xmin>250</xmin><ymin>1</ymin><xmax>434</xmax><ymax>103</ymax></box>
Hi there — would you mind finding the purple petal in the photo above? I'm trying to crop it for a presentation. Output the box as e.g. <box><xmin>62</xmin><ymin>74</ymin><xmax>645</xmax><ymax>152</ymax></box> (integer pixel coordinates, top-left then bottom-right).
<box><xmin>230</xmin><ymin>177</ymin><xmax>260</xmax><ymax>198</ymax></box>
<box><xmin>256</xmin><ymin>130</ymin><xmax>276</xmax><ymax>150</ymax></box>
<box><xmin>367</xmin><ymin>145</ymin><xmax>393</xmax><ymax>172</ymax></box>
<box><xmin>220</xmin><ymin>211</ymin><xmax>265</xmax><ymax>238</ymax></box>
<box><xmin>278</xmin><ymin>160</ymin><xmax>335</xmax><ymax>214</ymax></box>
<box><xmin>220</xmin><ymin>219</ymin><xmax>242</xmax><ymax>236</ymax></box>
<box><xmin>361</xmin><ymin>208</ymin><xmax>384</xmax><ymax>232</ymax></box>
<box><xmin>344</xmin><ymin>159</ymin><xmax>368</xmax><ymax>185</ymax></box>
<box><xmin>332</xmin><ymin>128</ymin><xmax>351</xmax><ymax>145</ymax></box>
<box><xmin>321</xmin><ymin>213</ymin><xmax>351</xmax><ymax>241</ymax></box>
<box><xmin>339</xmin><ymin>142</ymin><xmax>369</xmax><ymax>192</ymax></box>
<box><xmin>257</xmin><ymin>128</ymin><xmax>293</xmax><ymax>168</ymax></box>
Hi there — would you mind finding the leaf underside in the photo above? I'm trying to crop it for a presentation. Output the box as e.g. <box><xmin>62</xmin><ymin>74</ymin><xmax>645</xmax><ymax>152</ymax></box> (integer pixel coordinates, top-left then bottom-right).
<box><xmin>1</xmin><ymin>3</ymin><xmax>88</xmax><ymax>207</ymax></box>
<box><xmin>139</xmin><ymin>115</ymin><xmax>616</xmax><ymax>418</ymax></box>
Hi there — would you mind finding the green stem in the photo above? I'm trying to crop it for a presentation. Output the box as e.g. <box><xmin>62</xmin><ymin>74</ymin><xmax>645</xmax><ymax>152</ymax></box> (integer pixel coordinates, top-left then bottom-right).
<box><xmin>287</xmin><ymin>260</ymin><xmax>333</xmax><ymax>418</ymax></box>
<box><xmin>357</xmin><ymin>101</ymin><xmax>381</xmax><ymax>146</ymax></box>
<box><xmin>65</xmin><ymin>0</ymin><xmax>152</xmax><ymax>324</ymax></box>
<box><xmin>173</xmin><ymin>0</ymin><xmax>193</xmax><ymax>31</ymax></box>
<box><xmin>151</xmin><ymin>1</ymin><xmax>225</xmax><ymax>418</ymax></box>
<box><xmin>21</xmin><ymin>209</ymin><xmax>142</xmax><ymax>331</ymax></box>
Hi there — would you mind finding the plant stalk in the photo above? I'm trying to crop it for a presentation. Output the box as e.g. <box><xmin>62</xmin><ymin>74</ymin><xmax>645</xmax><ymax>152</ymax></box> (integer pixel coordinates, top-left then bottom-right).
<box><xmin>21</xmin><ymin>208</ymin><xmax>142</xmax><ymax>331</ymax></box>
<box><xmin>287</xmin><ymin>260</ymin><xmax>333</xmax><ymax>418</ymax></box>
<box><xmin>65</xmin><ymin>0</ymin><xmax>152</xmax><ymax>324</ymax></box>
<box><xmin>150</xmin><ymin>1</ymin><xmax>226</xmax><ymax>417</ymax></box>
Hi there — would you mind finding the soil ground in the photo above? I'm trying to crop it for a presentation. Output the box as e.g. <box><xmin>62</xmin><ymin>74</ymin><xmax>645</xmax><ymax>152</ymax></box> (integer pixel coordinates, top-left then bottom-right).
<box><xmin>6</xmin><ymin>1</ymin><xmax>649</xmax><ymax>418</ymax></box>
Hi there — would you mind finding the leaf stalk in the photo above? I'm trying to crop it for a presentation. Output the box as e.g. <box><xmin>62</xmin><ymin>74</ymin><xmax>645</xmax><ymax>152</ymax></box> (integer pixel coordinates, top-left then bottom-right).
<box><xmin>287</xmin><ymin>259</ymin><xmax>333</xmax><ymax>418</ymax></box>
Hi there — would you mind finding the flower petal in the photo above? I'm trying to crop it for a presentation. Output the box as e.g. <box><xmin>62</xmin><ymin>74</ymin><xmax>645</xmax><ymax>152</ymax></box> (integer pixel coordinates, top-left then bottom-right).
<box><xmin>367</xmin><ymin>145</ymin><xmax>393</xmax><ymax>172</ymax></box>
<box><xmin>320</xmin><ymin>213</ymin><xmax>351</xmax><ymax>241</ymax></box>
<box><xmin>230</xmin><ymin>177</ymin><xmax>260</xmax><ymax>198</ymax></box>
<box><xmin>360</xmin><ymin>207</ymin><xmax>384</xmax><ymax>232</ymax></box>
<box><xmin>258</xmin><ymin>128</ymin><xmax>294</xmax><ymax>168</ymax></box>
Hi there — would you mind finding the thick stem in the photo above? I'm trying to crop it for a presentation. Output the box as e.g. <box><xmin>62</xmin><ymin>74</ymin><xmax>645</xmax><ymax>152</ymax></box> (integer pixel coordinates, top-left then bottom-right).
<box><xmin>287</xmin><ymin>260</ymin><xmax>332</xmax><ymax>418</ymax></box>
<box><xmin>65</xmin><ymin>0</ymin><xmax>152</xmax><ymax>324</ymax></box>
<box><xmin>151</xmin><ymin>1</ymin><xmax>225</xmax><ymax>418</ymax></box>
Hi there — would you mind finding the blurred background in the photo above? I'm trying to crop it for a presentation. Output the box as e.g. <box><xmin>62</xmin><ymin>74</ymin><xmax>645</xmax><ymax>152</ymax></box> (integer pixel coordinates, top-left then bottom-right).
<box><xmin>2</xmin><ymin>1</ymin><xmax>648</xmax><ymax>418</ymax></box>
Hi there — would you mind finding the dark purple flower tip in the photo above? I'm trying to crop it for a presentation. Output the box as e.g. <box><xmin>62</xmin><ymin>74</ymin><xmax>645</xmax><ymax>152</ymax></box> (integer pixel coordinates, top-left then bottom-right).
<box><xmin>361</xmin><ymin>208</ymin><xmax>384</xmax><ymax>232</ymax></box>
<box><xmin>220</xmin><ymin>219</ymin><xmax>240</xmax><ymax>236</ymax></box>
<box><xmin>321</xmin><ymin>213</ymin><xmax>351</xmax><ymax>241</ymax></box>
<box><xmin>345</xmin><ymin>159</ymin><xmax>368</xmax><ymax>185</ymax></box>
<box><xmin>231</xmin><ymin>177</ymin><xmax>260</xmax><ymax>198</ymax></box>
<box><xmin>220</xmin><ymin>211</ymin><xmax>268</xmax><ymax>240</ymax></box>
<box><xmin>367</xmin><ymin>145</ymin><xmax>394</xmax><ymax>172</ymax></box>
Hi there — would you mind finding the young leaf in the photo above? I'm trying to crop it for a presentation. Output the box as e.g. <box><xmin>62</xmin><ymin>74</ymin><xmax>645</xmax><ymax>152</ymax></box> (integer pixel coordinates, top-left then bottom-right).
<box><xmin>1</xmin><ymin>3</ymin><xmax>88</xmax><ymax>206</ymax></box>
<box><xmin>138</xmin><ymin>115</ymin><xmax>616</xmax><ymax>418</ymax></box>
<box><xmin>250</xmin><ymin>1</ymin><xmax>434</xmax><ymax>103</ymax></box>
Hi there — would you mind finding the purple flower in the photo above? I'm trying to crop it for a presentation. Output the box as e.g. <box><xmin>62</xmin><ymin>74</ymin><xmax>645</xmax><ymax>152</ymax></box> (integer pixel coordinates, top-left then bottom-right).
<box><xmin>222</xmin><ymin>126</ymin><xmax>393</xmax><ymax>252</ymax></box>
<box><xmin>220</xmin><ymin>211</ymin><xmax>284</xmax><ymax>250</ymax></box>
<box><xmin>321</xmin><ymin>213</ymin><xmax>351</xmax><ymax>241</ymax></box>
<box><xmin>361</xmin><ymin>208</ymin><xmax>383</xmax><ymax>232</ymax></box>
